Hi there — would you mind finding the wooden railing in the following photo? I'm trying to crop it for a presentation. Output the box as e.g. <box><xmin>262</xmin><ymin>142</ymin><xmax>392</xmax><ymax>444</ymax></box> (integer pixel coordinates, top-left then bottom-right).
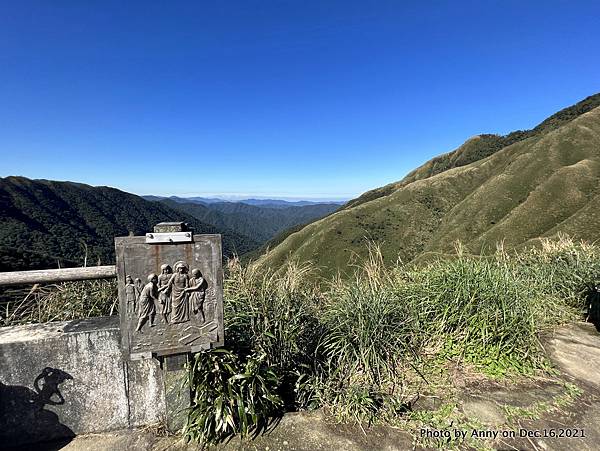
<box><xmin>0</xmin><ymin>266</ymin><xmax>117</xmax><ymax>286</ymax></box>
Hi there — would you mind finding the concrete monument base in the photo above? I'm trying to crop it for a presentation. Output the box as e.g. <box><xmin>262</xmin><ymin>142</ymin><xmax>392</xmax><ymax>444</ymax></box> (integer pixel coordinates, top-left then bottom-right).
<box><xmin>0</xmin><ymin>316</ymin><xmax>168</xmax><ymax>448</ymax></box>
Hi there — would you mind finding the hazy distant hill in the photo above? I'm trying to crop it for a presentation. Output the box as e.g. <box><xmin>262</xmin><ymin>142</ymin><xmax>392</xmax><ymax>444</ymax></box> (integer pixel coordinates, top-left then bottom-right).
<box><xmin>0</xmin><ymin>177</ymin><xmax>259</xmax><ymax>271</ymax></box>
<box><xmin>145</xmin><ymin>196</ymin><xmax>341</xmax><ymax>243</ymax></box>
<box><xmin>235</xmin><ymin>198</ymin><xmax>344</xmax><ymax>208</ymax></box>
<box><xmin>258</xmin><ymin>94</ymin><xmax>600</xmax><ymax>275</ymax></box>
<box><xmin>145</xmin><ymin>195</ymin><xmax>345</xmax><ymax>209</ymax></box>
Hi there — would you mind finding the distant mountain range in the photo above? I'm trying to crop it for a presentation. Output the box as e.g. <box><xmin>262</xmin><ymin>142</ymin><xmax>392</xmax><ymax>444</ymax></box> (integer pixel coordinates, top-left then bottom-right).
<box><xmin>0</xmin><ymin>178</ymin><xmax>341</xmax><ymax>271</ymax></box>
<box><xmin>238</xmin><ymin>198</ymin><xmax>344</xmax><ymax>208</ymax></box>
<box><xmin>144</xmin><ymin>197</ymin><xmax>341</xmax><ymax>243</ymax></box>
<box><xmin>257</xmin><ymin>93</ymin><xmax>600</xmax><ymax>276</ymax></box>
<box><xmin>143</xmin><ymin>195</ymin><xmax>345</xmax><ymax>208</ymax></box>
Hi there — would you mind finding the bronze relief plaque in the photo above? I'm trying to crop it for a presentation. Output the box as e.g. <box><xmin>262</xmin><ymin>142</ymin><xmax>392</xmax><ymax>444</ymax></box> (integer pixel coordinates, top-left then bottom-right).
<box><xmin>115</xmin><ymin>233</ymin><xmax>224</xmax><ymax>358</ymax></box>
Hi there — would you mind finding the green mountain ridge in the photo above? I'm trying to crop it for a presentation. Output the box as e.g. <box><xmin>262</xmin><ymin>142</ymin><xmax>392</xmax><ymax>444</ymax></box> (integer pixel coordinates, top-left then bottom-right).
<box><xmin>344</xmin><ymin>93</ymin><xmax>600</xmax><ymax>211</ymax></box>
<box><xmin>0</xmin><ymin>177</ymin><xmax>259</xmax><ymax>271</ymax></box>
<box><xmin>258</xmin><ymin>94</ymin><xmax>600</xmax><ymax>275</ymax></box>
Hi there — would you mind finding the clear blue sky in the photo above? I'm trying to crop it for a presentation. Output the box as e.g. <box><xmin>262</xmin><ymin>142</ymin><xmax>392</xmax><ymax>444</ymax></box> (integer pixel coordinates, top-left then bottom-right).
<box><xmin>1</xmin><ymin>1</ymin><xmax>599</xmax><ymax>200</ymax></box>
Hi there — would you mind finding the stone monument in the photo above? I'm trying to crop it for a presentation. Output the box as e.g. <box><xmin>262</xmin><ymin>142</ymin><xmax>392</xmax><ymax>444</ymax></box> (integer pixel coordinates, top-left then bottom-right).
<box><xmin>115</xmin><ymin>222</ymin><xmax>224</xmax><ymax>431</ymax></box>
<box><xmin>115</xmin><ymin>222</ymin><xmax>224</xmax><ymax>359</ymax></box>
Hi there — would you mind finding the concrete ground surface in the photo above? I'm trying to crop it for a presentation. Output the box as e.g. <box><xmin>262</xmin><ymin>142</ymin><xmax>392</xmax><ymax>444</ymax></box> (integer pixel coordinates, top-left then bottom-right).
<box><xmin>12</xmin><ymin>410</ymin><xmax>415</xmax><ymax>451</ymax></box>
<box><xmin>14</xmin><ymin>322</ymin><xmax>600</xmax><ymax>451</ymax></box>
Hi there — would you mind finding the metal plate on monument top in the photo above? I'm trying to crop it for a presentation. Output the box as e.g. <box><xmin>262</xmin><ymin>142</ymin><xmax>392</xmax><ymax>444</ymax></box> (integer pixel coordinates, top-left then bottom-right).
<box><xmin>115</xmin><ymin>223</ymin><xmax>224</xmax><ymax>359</ymax></box>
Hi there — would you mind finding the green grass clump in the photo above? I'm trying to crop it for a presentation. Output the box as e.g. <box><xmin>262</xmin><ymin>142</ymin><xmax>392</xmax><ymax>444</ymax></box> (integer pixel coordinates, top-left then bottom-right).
<box><xmin>513</xmin><ymin>235</ymin><xmax>600</xmax><ymax>309</ymax></box>
<box><xmin>223</xmin><ymin>258</ymin><xmax>323</xmax><ymax>408</ymax></box>
<box><xmin>1</xmin><ymin>279</ymin><xmax>117</xmax><ymax>326</ymax></box>
<box><xmin>408</xmin><ymin>256</ymin><xmax>568</xmax><ymax>375</ymax></box>
<box><xmin>185</xmin><ymin>237</ymin><xmax>596</xmax><ymax>444</ymax></box>
<box><xmin>315</xmin><ymin>247</ymin><xmax>423</xmax><ymax>423</ymax></box>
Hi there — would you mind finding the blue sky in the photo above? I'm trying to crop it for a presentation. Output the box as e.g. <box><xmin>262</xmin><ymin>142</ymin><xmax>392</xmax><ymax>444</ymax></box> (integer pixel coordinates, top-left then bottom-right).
<box><xmin>1</xmin><ymin>1</ymin><xmax>599</xmax><ymax>200</ymax></box>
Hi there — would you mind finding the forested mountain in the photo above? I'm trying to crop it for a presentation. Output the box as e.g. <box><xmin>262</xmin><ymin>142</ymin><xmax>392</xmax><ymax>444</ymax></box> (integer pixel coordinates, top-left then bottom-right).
<box><xmin>152</xmin><ymin>197</ymin><xmax>340</xmax><ymax>243</ymax></box>
<box><xmin>0</xmin><ymin>177</ymin><xmax>259</xmax><ymax>271</ymax></box>
<box><xmin>258</xmin><ymin>94</ymin><xmax>600</xmax><ymax>276</ymax></box>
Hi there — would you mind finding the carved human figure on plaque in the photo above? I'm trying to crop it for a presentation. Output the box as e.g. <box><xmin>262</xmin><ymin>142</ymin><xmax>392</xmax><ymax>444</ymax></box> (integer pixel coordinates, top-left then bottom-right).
<box><xmin>168</xmin><ymin>261</ymin><xmax>191</xmax><ymax>324</ymax></box>
<box><xmin>188</xmin><ymin>268</ymin><xmax>207</xmax><ymax>321</ymax></box>
<box><xmin>157</xmin><ymin>264</ymin><xmax>173</xmax><ymax>323</ymax></box>
<box><xmin>204</xmin><ymin>287</ymin><xmax>217</xmax><ymax>323</ymax></box>
<box><xmin>124</xmin><ymin>275</ymin><xmax>138</xmax><ymax>314</ymax></box>
<box><xmin>134</xmin><ymin>277</ymin><xmax>143</xmax><ymax>302</ymax></box>
<box><xmin>135</xmin><ymin>274</ymin><xmax>158</xmax><ymax>331</ymax></box>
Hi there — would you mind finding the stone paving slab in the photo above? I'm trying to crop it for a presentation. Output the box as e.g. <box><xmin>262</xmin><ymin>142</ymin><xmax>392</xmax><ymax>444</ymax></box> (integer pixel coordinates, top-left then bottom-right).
<box><xmin>458</xmin><ymin>322</ymin><xmax>600</xmax><ymax>451</ymax></box>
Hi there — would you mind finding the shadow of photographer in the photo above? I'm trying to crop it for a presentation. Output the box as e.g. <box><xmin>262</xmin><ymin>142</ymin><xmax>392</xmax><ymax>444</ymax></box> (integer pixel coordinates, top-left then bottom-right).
<box><xmin>1</xmin><ymin>367</ymin><xmax>75</xmax><ymax>449</ymax></box>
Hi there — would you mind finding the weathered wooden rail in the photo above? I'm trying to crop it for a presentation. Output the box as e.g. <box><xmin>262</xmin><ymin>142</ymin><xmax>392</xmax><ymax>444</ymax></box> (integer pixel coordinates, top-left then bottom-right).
<box><xmin>0</xmin><ymin>265</ymin><xmax>117</xmax><ymax>286</ymax></box>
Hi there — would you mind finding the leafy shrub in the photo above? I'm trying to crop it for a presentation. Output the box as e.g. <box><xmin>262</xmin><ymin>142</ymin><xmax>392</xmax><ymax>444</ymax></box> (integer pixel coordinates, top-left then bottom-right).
<box><xmin>185</xmin><ymin>349</ymin><xmax>282</xmax><ymax>445</ymax></box>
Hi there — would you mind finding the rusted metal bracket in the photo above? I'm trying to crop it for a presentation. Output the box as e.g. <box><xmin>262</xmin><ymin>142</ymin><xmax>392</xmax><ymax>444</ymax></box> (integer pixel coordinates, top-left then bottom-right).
<box><xmin>145</xmin><ymin>222</ymin><xmax>193</xmax><ymax>244</ymax></box>
<box><xmin>145</xmin><ymin>232</ymin><xmax>193</xmax><ymax>244</ymax></box>
<box><xmin>130</xmin><ymin>351</ymin><xmax>154</xmax><ymax>361</ymax></box>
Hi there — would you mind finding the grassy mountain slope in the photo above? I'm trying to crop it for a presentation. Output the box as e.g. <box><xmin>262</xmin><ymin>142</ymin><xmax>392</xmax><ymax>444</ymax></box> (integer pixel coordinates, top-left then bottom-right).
<box><xmin>157</xmin><ymin>198</ymin><xmax>339</xmax><ymax>243</ymax></box>
<box><xmin>0</xmin><ymin>177</ymin><xmax>259</xmax><ymax>271</ymax></box>
<box><xmin>258</xmin><ymin>101</ymin><xmax>600</xmax><ymax>275</ymax></box>
<box><xmin>344</xmin><ymin>93</ymin><xmax>600</xmax><ymax>211</ymax></box>
<box><xmin>241</xmin><ymin>222</ymin><xmax>311</xmax><ymax>264</ymax></box>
